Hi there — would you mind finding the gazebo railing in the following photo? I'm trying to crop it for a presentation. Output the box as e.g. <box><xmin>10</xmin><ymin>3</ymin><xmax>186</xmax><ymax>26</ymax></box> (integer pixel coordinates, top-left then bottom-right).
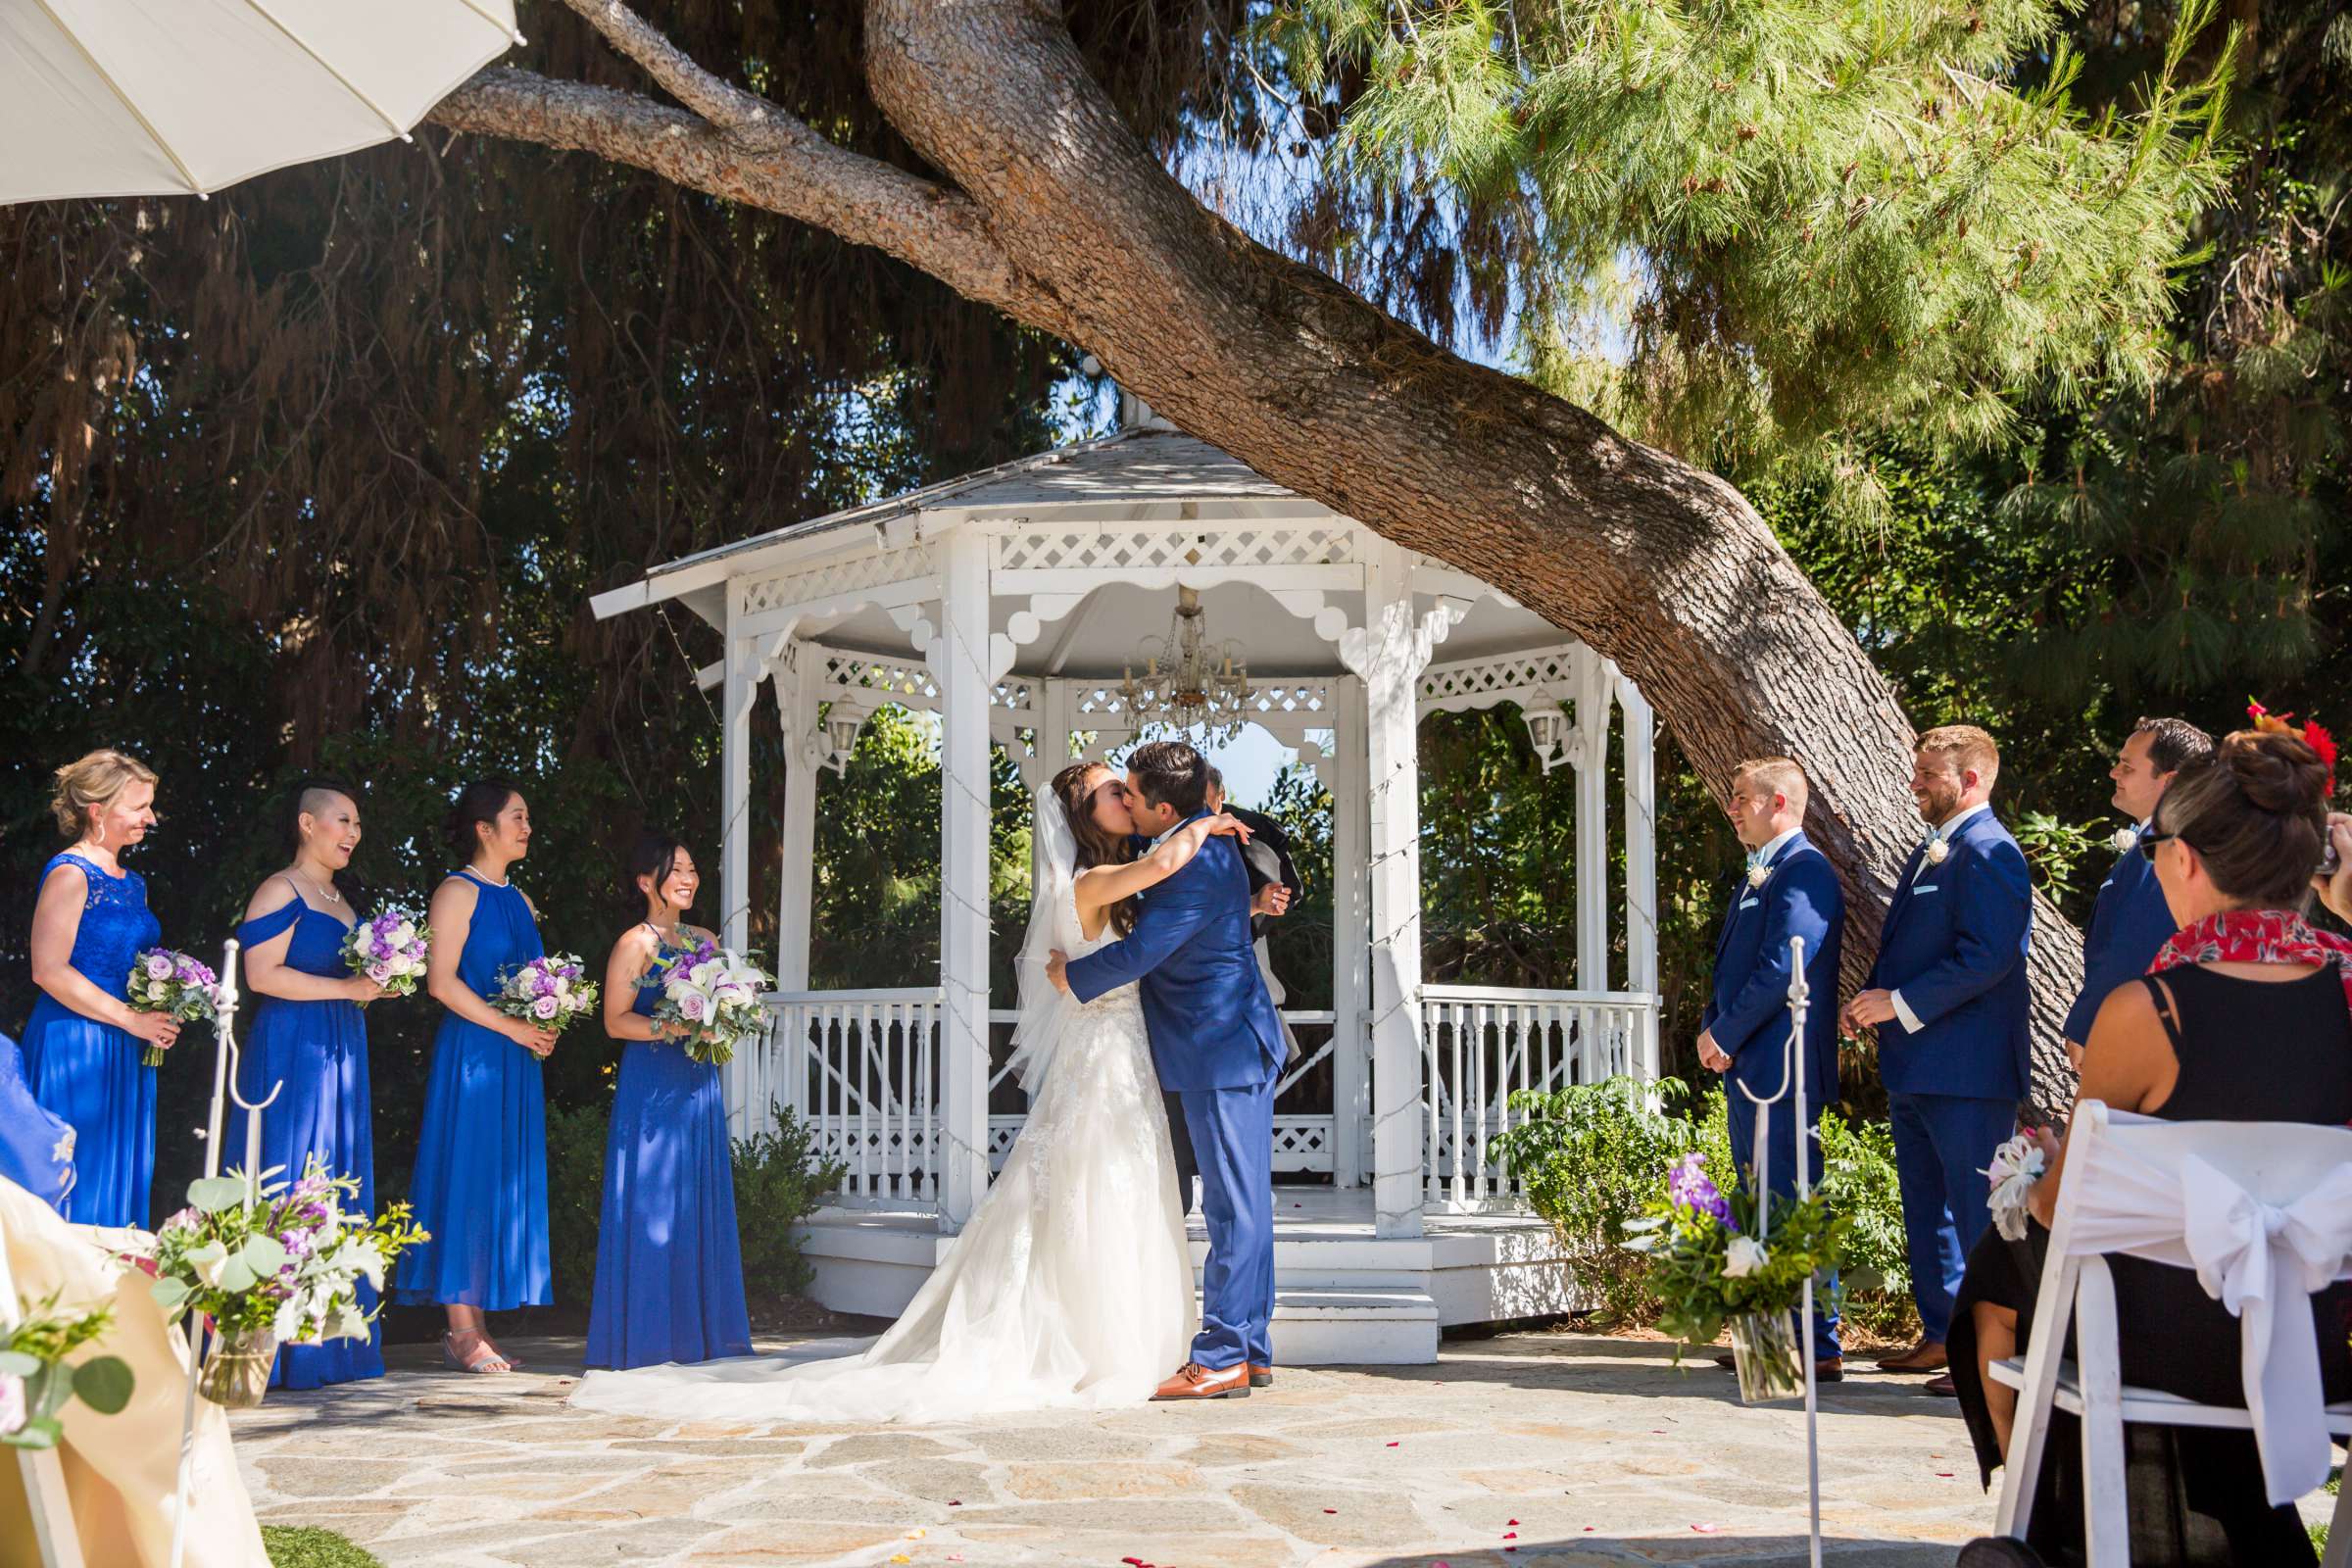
<box><xmin>755</xmin><ymin>988</ymin><xmax>943</xmax><ymax>1206</ymax></box>
<box><xmin>1417</xmin><ymin>984</ymin><xmax>1658</xmax><ymax>1210</ymax></box>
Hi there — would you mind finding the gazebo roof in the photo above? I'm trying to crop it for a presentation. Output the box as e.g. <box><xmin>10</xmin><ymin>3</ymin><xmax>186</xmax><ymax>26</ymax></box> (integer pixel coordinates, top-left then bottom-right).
<box><xmin>593</xmin><ymin>426</ymin><xmax>1318</xmax><ymax>624</ymax></box>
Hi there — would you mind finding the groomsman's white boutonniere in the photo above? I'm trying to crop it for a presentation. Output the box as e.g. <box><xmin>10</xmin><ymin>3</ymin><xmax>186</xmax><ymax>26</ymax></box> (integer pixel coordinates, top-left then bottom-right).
<box><xmin>2111</xmin><ymin>825</ymin><xmax>2139</xmax><ymax>854</ymax></box>
<box><xmin>1923</xmin><ymin>834</ymin><xmax>1950</xmax><ymax>866</ymax></box>
<box><xmin>1745</xmin><ymin>858</ymin><xmax>1771</xmax><ymax>889</ymax></box>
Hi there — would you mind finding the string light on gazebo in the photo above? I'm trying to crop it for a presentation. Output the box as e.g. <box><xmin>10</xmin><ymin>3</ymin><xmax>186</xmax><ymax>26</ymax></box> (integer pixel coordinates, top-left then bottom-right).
<box><xmin>1119</xmin><ymin>586</ymin><xmax>1255</xmax><ymax>742</ymax></box>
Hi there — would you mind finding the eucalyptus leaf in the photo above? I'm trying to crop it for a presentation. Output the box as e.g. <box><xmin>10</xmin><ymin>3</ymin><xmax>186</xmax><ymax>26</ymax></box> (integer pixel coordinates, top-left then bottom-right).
<box><xmin>219</xmin><ymin>1256</ymin><xmax>257</xmax><ymax>1295</ymax></box>
<box><xmin>187</xmin><ymin>1176</ymin><xmax>250</xmax><ymax>1214</ymax></box>
<box><xmin>73</xmin><ymin>1356</ymin><xmax>134</xmax><ymax>1415</ymax></box>
<box><xmin>0</xmin><ymin>1349</ymin><xmax>41</xmax><ymax>1379</ymax></box>
<box><xmin>150</xmin><ymin>1277</ymin><xmax>191</xmax><ymax>1311</ymax></box>
<box><xmin>0</xmin><ymin>1414</ymin><xmax>63</xmax><ymax>1450</ymax></box>
<box><xmin>239</xmin><ymin>1234</ymin><xmax>288</xmax><ymax>1276</ymax></box>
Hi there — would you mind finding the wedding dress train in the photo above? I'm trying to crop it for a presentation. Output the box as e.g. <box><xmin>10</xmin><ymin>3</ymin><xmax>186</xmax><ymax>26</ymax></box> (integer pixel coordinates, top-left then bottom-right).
<box><xmin>571</xmin><ymin>882</ymin><xmax>1196</xmax><ymax>1423</ymax></box>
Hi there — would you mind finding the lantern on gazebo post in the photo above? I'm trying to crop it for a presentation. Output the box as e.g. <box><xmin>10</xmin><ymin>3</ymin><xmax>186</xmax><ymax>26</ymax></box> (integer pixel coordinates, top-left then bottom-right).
<box><xmin>821</xmin><ymin>705</ymin><xmax>865</xmax><ymax>774</ymax></box>
<box><xmin>1521</xmin><ymin>696</ymin><xmax>1573</xmax><ymax>774</ymax></box>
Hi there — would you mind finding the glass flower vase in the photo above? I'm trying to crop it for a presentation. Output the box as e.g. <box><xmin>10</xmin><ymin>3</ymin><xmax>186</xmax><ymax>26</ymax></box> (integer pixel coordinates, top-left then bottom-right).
<box><xmin>197</xmin><ymin>1326</ymin><xmax>276</xmax><ymax>1408</ymax></box>
<box><xmin>1729</xmin><ymin>1310</ymin><xmax>1806</xmax><ymax>1404</ymax></box>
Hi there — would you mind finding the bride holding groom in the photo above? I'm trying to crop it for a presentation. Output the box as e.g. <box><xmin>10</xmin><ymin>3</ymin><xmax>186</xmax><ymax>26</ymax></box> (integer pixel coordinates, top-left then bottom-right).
<box><xmin>573</xmin><ymin>740</ymin><xmax>1291</xmax><ymax>1420</ymax></box>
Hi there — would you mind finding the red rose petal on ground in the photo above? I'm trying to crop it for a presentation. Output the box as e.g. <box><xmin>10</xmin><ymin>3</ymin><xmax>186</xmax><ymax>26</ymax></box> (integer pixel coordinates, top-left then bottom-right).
<box><xmin>1503</xmin><ymin>1533</ymin><xmax>1518</xmax><ymax>1540</ymax></box>
<box><xmin>1324</xmin><ymin>1509</ymin><xmax>1338</xmax><ymax>1514</ymax></box>
<box><xmin>1508</xmin><ymin>1519</ymin><xmax>1520</xmax><ymax>1525</ymax></box>
<box><xmin>1386</xmin><ymin>1441</ymin><xmax>1399</xmax><ymax>1447</ymax></box>
<box><xmin>1936</xmin><ymin>1471</ymin><xmax>1955</xmax><ymax>1478</ymax></box>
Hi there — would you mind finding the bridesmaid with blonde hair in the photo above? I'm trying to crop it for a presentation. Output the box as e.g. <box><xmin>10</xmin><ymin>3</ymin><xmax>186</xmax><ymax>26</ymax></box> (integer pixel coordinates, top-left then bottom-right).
<box><xmin>24</xmin><ymin>749</ymin><xmax>177</xmax><ymax>1228</ymax></box>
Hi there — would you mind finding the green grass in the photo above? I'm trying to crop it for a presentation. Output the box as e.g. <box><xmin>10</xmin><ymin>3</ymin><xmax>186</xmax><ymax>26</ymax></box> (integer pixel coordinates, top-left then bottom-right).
<box><xmin>263</xmin><ymin>1526</ymin><xmax>383</xmax><ymax>1568</ymax></box>
<box><xmin>2312</xmin><ymin>1467</ymin><xmax>2339</xmax><ymax>1554</ymax></box>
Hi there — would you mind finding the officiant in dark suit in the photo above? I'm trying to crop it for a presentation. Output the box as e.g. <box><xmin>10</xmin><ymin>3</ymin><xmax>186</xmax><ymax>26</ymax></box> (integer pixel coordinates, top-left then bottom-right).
<box><xmin>1159</xmin><ymin>767</ymin><xmax>1299</xmax><ymax>1215</ymax></box>
<box><xmin>2062</xmin><ymin>717</ymin><xmax>2212</xmax><ymax>1067</ymax></box>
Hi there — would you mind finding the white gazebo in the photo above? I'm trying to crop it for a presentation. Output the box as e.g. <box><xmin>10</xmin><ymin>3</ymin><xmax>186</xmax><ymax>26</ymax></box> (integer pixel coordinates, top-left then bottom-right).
<box><xmin>592</xmin><ymin>408</ymin><xmax>1659</xmax><ymax>1361</ymax></box>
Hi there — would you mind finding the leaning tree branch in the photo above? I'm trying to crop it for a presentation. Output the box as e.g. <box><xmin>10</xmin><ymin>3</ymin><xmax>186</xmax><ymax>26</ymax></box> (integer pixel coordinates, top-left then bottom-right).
<box><xmin>427</xmin><ymin>68</ymin><xmax>1076</xmax><ymax>339</ymax></box>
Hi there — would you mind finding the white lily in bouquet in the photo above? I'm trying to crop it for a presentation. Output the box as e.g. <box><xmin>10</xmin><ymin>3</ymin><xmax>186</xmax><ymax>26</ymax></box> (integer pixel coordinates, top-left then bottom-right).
<box><xmin>651</xmin><ymin>937</ymin><xmax>772</xmax><ymax>1066</ymax></box>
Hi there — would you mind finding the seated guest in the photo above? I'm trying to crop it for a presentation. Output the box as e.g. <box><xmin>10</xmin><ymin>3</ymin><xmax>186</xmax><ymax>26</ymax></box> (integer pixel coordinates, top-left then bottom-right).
<box><xmin>1951</xmin><ymin>725</ymin><xmax>2352</xmax><ymax>1568</ymax></box>
<box><xmin>2319</xmin><ymin>811</ymin><xmax>2351</xmax><ymax>924</ymax></box>
<box><xmin>2061</xmin><ymin>717</ymin><xmax>2212</xmax><ymax>1069</ymax></box>
<box><xmin>1841</xmin><ymin>724</ymin><xmax>2032</xmax><ymax>1378</ymax></box>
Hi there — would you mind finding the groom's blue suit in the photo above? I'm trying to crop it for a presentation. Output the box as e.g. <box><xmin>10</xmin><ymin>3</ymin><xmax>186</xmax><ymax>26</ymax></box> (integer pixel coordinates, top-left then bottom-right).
<box><xmin>1065</xmin><ymin>814</ymin><xmax>1287</xmax><ymax>1372</ymax></box>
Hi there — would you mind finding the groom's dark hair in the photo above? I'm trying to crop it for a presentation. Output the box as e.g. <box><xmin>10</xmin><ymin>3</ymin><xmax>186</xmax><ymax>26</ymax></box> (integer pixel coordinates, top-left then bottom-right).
<box><xmin>1127</xmin><ymin>740</ymin><xmax>1211</xmax><ymax>817</ymax></box>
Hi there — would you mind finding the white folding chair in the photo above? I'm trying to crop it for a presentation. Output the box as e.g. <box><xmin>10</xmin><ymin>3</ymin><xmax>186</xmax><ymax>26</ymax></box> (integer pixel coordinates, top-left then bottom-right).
<box><xmin>1987</xmin><ymin>1102</ymin><xmax>2352</xmax><ymax>1567</ymax></box>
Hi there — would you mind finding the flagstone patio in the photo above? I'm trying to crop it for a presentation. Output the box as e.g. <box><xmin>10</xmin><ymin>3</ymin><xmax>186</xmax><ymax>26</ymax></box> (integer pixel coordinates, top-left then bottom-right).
<box><xmin>229</xmin><ymin>1329</ymin><xmax>2007</xmax><ymax>1567</ymax></box>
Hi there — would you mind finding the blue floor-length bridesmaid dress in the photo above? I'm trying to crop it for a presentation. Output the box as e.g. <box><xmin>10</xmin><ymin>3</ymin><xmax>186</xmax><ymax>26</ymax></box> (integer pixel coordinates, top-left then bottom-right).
<box><xmin>23</xmin><ymin>851</ymin><xmax>160</xmax><ymax>1229</ymax></box>
<box><xmin>0</xmin><ymin>1032</ymin><xmax>76</xmax><ymax>1215</ymax></box>
<box><xmin>392</xmin><ymin>869</ymin><xmax>553</xmax><ymax>1310</ymax></box>
<box><xmin>237</xmin><ymin>888</ymin><xmax>384</xmax><ymax>1388</ymax></box>
<box><xmin>585</xmin><ymin>935</ymin><xmax>754</xmax><ymax>1369</ymax></box>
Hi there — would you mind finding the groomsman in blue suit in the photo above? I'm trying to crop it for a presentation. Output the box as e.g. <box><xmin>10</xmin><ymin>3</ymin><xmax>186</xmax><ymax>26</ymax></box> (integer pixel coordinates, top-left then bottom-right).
<box><xmin>1697</xmin><ymin>759</ymin><xmax>1846</xmax><ymax>1378</ymax></box>
<box><xmin>1052</xmin><ymin>740</ymin><xmax>1289</xmax><ymax>1400</ymax></box>
<box><xmin>1842</xmin><ymin>724</ymin><xmax>2032</xmax><ymax>1376</ymax></box>
<box><xmin>2062</xmin><ymin>717</ymin><xmax>2212</xmax><ymax>1066</ymax></box>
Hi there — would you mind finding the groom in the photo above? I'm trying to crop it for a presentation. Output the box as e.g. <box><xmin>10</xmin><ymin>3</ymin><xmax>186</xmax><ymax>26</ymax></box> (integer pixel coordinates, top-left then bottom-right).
<box><xmin>1048</xmin><ymin>740</ymin><xmax>1288</xmax><ymax>1399</ymax></box>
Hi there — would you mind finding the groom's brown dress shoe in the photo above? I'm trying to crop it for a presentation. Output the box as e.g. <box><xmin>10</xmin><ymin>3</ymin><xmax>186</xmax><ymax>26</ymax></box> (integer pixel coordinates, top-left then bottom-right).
<box><xmin>1248</xmin><ymin>1365</ymin><xmax>1273</xmax><ymax>1389</ymax></box>
<box><xmin>1875</xmin><ymin>1340</ymin><xmax>1948</xmax><ymax>1372</ymax></box>
<box><xmin>1151</xmin><ymin>1361</ymin><xmax>1251</xmax><ymax>1400</ymax></box>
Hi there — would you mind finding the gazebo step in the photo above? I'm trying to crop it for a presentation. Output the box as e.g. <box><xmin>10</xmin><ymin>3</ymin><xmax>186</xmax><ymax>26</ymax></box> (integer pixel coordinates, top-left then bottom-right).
<box><xmin>1269</xmin><ymin>1287</ymin><xmax>1440</xmax><ymax>1365</ymax></box>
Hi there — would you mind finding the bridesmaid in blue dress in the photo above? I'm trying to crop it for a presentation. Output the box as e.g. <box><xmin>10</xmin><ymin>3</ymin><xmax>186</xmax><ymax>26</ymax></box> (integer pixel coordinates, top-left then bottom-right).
<box><xmin>24</xmin><ymin>750</ymin><xmax>180</xmax><ymax>1229</ymax></box>
<box><xmin>585</xmin><ymin>833</ymin><xmax>753</xmax><ymax>1370</ymax></box>
<box><xmin>392</xmin><ymin>779</ymin><xmax>559</xmax><ymax>1375</ymax></box>
<box><xmin>236</xmin><ymin>779</ymin><xmax>387</xmax><ymax>1388</ymax></box>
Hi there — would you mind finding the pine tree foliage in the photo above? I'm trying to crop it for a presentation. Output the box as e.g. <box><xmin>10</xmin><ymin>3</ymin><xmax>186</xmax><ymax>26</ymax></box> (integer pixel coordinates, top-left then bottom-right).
<box><xmin>1267</xmin><ymin>0</ymin><xmax>2236</xmax><ymax>469</ymax></box>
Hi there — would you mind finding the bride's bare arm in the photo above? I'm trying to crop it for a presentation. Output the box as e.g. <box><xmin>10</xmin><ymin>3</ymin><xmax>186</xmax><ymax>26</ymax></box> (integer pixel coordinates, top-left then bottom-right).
<box><xmin>1074</xmin><ymin>813</ymin><xmax>1252</xmax><ymax>912</ymax></box>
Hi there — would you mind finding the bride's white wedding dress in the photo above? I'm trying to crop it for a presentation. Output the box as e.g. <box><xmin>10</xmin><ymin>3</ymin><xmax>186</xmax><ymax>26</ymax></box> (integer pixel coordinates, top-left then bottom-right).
<box><xmin>571</xmin><ymin>800</ymin><xmax>1196</xmax><ymax>1423</ymax></box>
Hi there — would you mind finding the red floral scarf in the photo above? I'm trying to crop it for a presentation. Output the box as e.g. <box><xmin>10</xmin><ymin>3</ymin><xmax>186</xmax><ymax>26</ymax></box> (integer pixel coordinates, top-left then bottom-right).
<box><xmin>2146</xmin><ymin>907</ymin><xmax>2352</xmax><ymax>1016</ymax></box>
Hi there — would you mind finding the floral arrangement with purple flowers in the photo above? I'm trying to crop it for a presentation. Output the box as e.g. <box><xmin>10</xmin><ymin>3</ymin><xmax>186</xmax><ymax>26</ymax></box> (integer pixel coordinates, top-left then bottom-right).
<box><xmin>650</xmin><ymin>937</ymin><xmax>772</xmax><ymax>1066</ymax></box>
<box><xmin>1625</xmin><ymin>1151</ymin><xmax>1848</xmax><ymax>1358</ymax></box>
<box><xmin>343</xmin><ymin>904</ymin><xmax>430</xmax><ymax>998</ymax></box>
<box><xmin>492</xmin><ymin>955</ymin><xmax>599</xmax><ymax>1036</ymax></box>
<box><xmin>143</xmin><ymin>1159</ymin><xmax>427</xmax><ymax>1350</ymax></box>
<box><xmin>123</xmin><ymin>948</ymin><xmax>224</xmax><ymax>1065</ymax></box>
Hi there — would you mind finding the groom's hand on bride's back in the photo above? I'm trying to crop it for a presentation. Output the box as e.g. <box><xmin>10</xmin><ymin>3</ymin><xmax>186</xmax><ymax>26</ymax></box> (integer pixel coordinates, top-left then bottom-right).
<box><xmin>1047</xmin><ymin>950</ymin><xmax>1071</xmax><ymax>993</ymax></box>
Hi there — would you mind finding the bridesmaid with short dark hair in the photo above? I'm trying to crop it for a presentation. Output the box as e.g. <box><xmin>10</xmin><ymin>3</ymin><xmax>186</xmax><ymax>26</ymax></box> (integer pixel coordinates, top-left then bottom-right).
<box><xmin>585</xmin><ymin>833</ymin><xmax>753</xmax><ymax>1370</ymax></box>
<box><xmin>392</xmin><ymin>779</ymin><xmax>557</xmax><ymax>1375</ymax></box>
<box><xmin>235</xmin><ymin>778</ymin><xmax>387</xmax><ymax>1388</ymax></box>
<box><xmin>24</xmin><ymin>749</ymin><xmax>175</xmax><ymax>1228</ymax></box>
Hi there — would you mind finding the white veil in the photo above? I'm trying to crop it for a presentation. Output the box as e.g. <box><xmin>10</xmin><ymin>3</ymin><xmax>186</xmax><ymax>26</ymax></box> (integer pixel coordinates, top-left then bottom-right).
<box><xmin>1004</xmin><ymin>781</ymin><xmax>1085</xmax><ymax>1089</ymax></box>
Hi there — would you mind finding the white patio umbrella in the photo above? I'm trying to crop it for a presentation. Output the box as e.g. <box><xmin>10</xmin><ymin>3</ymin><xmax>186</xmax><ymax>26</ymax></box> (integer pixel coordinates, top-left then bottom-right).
<box><xmin>1</xmin><ymin>0</ymin><xmax>522</xmax><ymax>205</ymax></box>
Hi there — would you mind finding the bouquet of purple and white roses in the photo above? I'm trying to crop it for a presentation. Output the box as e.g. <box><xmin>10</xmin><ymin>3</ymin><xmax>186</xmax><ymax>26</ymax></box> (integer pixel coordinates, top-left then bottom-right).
<box><xmin>492</xmin><ymin>955</ymin><xmax>599</xmax><ymax>1037</ymax></box>
<box><xmin>650</xmin><ymin>939</ymin><xmax>772</xmax><ymax>1066</ymax></box>
<box><xmin>124</xmin><ymin>948</ymin><xmax>224</xmax><ymax>1065</ymax></box>
<box><xmin>343</xmin><ymin>904</ymin><xmax>429</xmax><ymax>998</ymax></box>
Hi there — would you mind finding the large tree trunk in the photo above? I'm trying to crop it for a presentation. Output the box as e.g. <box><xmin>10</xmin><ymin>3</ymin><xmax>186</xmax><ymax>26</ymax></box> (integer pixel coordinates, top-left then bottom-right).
<box><xmin>432</xmin><ymin>0</ymin><xmax>2083</xmax><ymax>1102</ymax></box>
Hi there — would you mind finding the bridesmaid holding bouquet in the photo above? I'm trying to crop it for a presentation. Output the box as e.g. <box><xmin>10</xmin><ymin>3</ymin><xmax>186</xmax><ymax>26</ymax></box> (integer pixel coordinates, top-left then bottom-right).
<box><xmin>392</xmin><ymin>779</ymin><xmax>558</xmax><ymax>1375</ymax></box>
<box><xmin>585</xmin><ymin>833</ymin><xmax>752</xmax><ymax>1370</ymax></box>
<box><xmin>24</xmin><ymin>750</ymin><xmax>178</xmax><ymax>1228</ymax></box>
<box><xmin>235</xmin><ymin>779</ymin><xmax>387</xmax><ymax>1388</ymax></box>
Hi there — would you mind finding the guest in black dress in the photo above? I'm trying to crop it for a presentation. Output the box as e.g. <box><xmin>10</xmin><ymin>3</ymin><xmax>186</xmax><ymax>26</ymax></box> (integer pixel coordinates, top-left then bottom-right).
<box><xmin>1951</xmin><ymin>728</ymin><xmax>2352</xmax><ymax>1567</ymax></box>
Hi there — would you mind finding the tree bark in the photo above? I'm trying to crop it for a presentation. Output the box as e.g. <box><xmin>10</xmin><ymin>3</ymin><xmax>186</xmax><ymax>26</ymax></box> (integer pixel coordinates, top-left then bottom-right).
<box><xmin>432</xmin><ymin>0</ymin><xmax>2083</xmax><ymax>1102</ymax></box>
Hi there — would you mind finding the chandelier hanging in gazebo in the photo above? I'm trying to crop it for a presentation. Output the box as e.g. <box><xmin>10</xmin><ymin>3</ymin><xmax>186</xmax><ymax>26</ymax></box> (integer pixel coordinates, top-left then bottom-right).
<box><xmin>1119</xmin><ymin>586</ymin><xmax>1255</xmax><ymax>742</ymax></box>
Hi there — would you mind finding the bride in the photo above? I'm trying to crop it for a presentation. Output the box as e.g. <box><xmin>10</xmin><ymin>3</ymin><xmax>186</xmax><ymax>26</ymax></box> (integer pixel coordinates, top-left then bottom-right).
<box><xmin>570</xmin><ymin>760</ymin><xmax>1253</xmax><ymax>1422</ymax></box>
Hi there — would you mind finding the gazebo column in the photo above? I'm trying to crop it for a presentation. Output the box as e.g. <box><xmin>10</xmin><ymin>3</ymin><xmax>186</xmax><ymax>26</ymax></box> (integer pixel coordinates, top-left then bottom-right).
<box><xmin>719</xmin><ymin>615</ymin><xmax>762</xmax><ymax>1138</ymax></box>
<box><xmin>931</xmin><ymin>529</ymin><xmax>994</xmax><ymax>1231</ymax></box>
<box><xmin>772</xmin><ymin>647</ymin><xmax>818</xmax><ymax>993</ymax></box>
<box><xmin>1328</xmin><ymin>677</ymin><xmax>1368</xmax><ymax>1190</ymax></box>
<box><xmin>1574</xmin><ymin>649</ymin><xmax>1613</xmax><ymax>992</ymax></box>
<box><xmin>1347</xmin><ymin>547</ymin><xmax>1449</xmax><ymax>1239</ymax></box>
<box><xmin>1616</xmin><ymin>668</ymin><xmax>1661</xmax><ymax>1081</ymax></box>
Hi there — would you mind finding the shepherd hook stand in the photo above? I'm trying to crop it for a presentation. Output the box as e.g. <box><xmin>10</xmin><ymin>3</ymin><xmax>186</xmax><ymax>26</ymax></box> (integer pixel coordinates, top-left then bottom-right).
<box><xmin>171</xmin><ymin>938</ymin><xmax>283</xmax><ymax>1568</ymax></box>
<box><xmin>1734</xmin><ymin>934</ymin><xmax>1824</xmax><ymax>1568</ymax></box>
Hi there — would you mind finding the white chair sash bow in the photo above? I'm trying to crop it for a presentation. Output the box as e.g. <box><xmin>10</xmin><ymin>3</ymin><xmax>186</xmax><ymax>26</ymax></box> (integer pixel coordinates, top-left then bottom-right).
<box><xmin>2064</xmin><ymin>1123</ymin><xmax>2352</xmax><ymax>1504</ymax></box>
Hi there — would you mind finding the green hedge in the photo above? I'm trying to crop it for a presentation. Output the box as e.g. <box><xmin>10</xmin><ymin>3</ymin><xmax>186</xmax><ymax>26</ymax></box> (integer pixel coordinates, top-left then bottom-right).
<box><xmin>1493</xmin><ymin>1077</ymin><xmax>1917</xmax><ymax>1340</ymax></box>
